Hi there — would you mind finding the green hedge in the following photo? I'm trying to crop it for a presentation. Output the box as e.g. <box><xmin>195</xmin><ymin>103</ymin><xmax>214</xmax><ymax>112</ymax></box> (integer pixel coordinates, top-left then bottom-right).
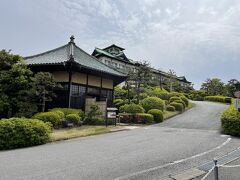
<box><xmin>50</xmin><ymin>108</ymin><xmax>84</xmax><ymax>117</ymax></box>
<box><xmin>119</xmin><ymin>103</ymin><xmax>145</xmax><ymax>114</ymax></box>
<box><xmin>141</xmin><ymin>97</ymin><xmax>165</xmax><ymax>112</ymax></box>
<box><xmin>148</xmin><ymin>109</ymin><xmax>163</xmax><ymax>123</ymax></box>
<box><xmin>169</xmin><ymin>96</ymin><xmax>181</xmax><ymax>103</ymax></box>
<box><xmin>180</xmin><ymin>96</ymin><xmax>189</xmax><ymax>107</ymax></box>
<box><xmin>33</xmin><ymin>112</ymin><xmax>63</xmax><ymax>128</ymax></box>
<box><xmin>174</xmin><ymin>100</ymin><xmax>186</xmax><ymax>109</ymax></box>
<box><xmin>221</xmin><ymin>105</ymin><xmax>240</xmax><ymax>136</ymax></box>
<box><xmin>170</xmin><ymin>102</ymin><xmax>184</xmax><ymax>112</ymax></box>
<box><xmin>204</xmin><ymin>96</ymin><xmax>227</xmax><ymax>103</ymax></box>
<box><xmin>166</xmin><ymin>105</ymin><xmax>175</xmax><ymax>111</ymax></box>
<box><xmin>135</xmin><ymin>113</ymin><xmax>154</xmax><ymax>124</ymax></box>
<box><xmin>0</xmin><ymin>118</ymin><xmax>52</xmax><ymax>150</ymax></box>
<box><xmin>66</xmin><ymin>114</ymin><xmax>81</xmax><ymax>125</ymax></box>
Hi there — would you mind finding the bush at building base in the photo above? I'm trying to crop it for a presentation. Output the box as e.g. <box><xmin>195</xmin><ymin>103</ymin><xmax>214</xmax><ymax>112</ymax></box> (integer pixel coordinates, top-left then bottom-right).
<box><xmin>33</xmin><ymin>112</ymin><xmax>63</xmax><ymax>128</ymax></box>
<box><xmin>50</xmin><ymin>108</ymin><xmax>84</xmax><ymax>118</ymax></box>
<box><xmin>147</xmin><ymin>109</ymin><xmax>163</xmax><ymax>123</ymax></box>
<box><xmin>0</xmin><ymin>118</ymin><xmax>52</xmax><ymax>150</ymax></box>
<box><xmin>66</xmin><ymin>114</ymin><xmax>81</xmax><ymax>126</ymax></box>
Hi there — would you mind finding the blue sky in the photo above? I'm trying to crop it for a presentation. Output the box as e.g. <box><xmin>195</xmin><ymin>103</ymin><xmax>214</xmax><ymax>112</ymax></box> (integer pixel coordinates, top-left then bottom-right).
<box><xmin>0</xmin><ymin>0</ymin><xmax>240</xmax><ymax>89</ymax></box>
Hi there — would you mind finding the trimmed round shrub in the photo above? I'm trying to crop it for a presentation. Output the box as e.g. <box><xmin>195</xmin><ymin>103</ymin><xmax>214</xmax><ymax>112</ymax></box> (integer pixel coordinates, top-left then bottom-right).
<box><xmin>33</xmin><ymin>112</ymin><xmax>62</xmax><ymax>128</ymax></box>
<box><xmin>221</xmin><ymin>105</ymin><xmax>240</xmax><ymax>136</ymax></box>
<box><xmin>50</xmin><ymin>108</ymin><xmax>84</xmax><ymax>117</ymax></box>
<box><xmin>66</xmin><ymin>114</ymin><xmax>81</xmax><ymax>125</ymax></box>
<box><xmin>119</xmin><ymin>103</ymin><xmax>144</xmax><ymax>114</ymax></box>
<box><xmin>53</xmin><ymin>110</ymin><xmax>65</xmax><ymax>120</ymax></box>
<box><xmin>180</xmin><ymin>96</ymin><xmax>189</xmax><ymax>107</ymax></box>
<box><xmin>169</xmin><ymin>96</ymin><xmax>181</xmax><ymax>103</ymax></box>
<box><xmin>0</xmin><ymin>118</ymin><xmax>52</xmax><ymax>150</ymax></box>
<box><xmin>166</xmin><ymin>105</ymin><xmax>175</xmax><ymax>111</ymax></box>
<box><xmin>170</xmin><ymin>102</ymin><xmax>184</xmax><ymax>112</ymax></box>
<box><xmin>174</xmin><ymin>100</ymin><xmax>186</xmax><ymax>109</ymax></box>
<box><xmin>141</xmin><ymin>97</ymin><xmax>165</xmax><ymax>112</ymax></box>
<box><xmin>136</xmin><ymin>113</ymin><xmax>154</xmax><ymax>124</ymax></box>
<box><xmin>148</xmin><ymin>109</ymin><xmax>163</xmax><ymax>123</ymax></box>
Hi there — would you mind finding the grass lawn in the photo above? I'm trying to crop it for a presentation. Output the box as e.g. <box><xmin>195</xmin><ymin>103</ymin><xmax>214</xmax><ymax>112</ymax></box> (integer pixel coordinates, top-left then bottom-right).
<box><xmin>51</xmin><ymin>126</ymin><xmax>119</xmax><ymax>141</ymax></box>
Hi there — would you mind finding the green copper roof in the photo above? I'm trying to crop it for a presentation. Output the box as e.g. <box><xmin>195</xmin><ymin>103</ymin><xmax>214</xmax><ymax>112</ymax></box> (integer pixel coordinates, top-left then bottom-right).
<box><xmin>24</xmin><ymin>42</ymin><xmax>126</xmax><ymax>77</ymax></box>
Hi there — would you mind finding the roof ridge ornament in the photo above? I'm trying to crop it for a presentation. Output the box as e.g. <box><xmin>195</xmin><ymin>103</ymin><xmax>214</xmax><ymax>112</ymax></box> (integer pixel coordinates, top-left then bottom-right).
<box><xmin>70</xmin><ymin>35</ymin><xmax>75</xmax><ymax>43</ymax></box>
<box><xmin>69</xmin><ymin>35</ymin><xmax>75</xmax><ymax>61</ymax></box>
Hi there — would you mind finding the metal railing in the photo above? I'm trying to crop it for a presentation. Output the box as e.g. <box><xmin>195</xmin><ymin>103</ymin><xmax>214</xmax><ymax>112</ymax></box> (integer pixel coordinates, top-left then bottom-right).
<box><xmin>201</xmin><ymin>159</ymin><xmax>240</xmax><ymax>180</ymax></box>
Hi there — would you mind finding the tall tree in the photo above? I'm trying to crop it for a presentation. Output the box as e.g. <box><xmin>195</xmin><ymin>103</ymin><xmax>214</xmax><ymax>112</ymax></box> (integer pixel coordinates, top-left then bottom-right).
<box><xmin>201</xmin><ymin>78</ymin><xmax>226</xmax><ymax>96</ymax></box>
<box><xmin>0</xmin><ymin>50</ymin><xmax>37</xmax><ymax>118</ymax></box>
<box><xmin>226</xmin><ymin>79</ymin><xmax>240</xmax><ymax>97</ymax></box>
<box><xmin>33</xmin><ymin>72</ymin><xmax>61</xmax><ymax>112</ymax></box>
<box><xmin>130</xmin><ymin>61</ymin><xmax>152</xmax><ymax>104</ymax></box>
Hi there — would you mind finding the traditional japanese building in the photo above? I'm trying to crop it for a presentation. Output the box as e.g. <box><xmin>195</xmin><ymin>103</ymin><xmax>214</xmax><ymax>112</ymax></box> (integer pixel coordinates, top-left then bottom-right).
<box><xmin>24</xmin><ymin>36</ymin><xmax>127</xmax><ymax>110</ymax></box>
<box><xmin>92</xmin><ymin>44</ymin><xmax>192</xmax><ymax>88</ymax></box>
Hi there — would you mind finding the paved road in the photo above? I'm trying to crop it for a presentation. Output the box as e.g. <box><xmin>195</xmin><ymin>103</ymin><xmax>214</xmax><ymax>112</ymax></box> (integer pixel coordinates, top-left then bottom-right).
<box><xmin>0</xmin><ymin>101</ymin><xmax>239</xmax><ymax>180</ymax></box>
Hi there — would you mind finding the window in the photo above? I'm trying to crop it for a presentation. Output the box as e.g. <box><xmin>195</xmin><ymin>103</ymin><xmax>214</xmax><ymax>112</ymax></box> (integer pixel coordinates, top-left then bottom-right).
<box><xmin>88</xmin><ymin>87</ymin><xmax>100</xmax><ymax>95</ymax></box>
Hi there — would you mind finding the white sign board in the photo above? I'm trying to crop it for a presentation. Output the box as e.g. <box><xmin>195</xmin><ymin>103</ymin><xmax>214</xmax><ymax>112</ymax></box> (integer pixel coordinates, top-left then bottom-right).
<box><xmin>107</xmin><ymin>112</ymin><xmax>116</xmax><ymax>119</ymax></box>
<box><xmin>235</xmin><ymin>99</ymin><xmax>240</xmax><ymax>109</ymax></box>
<box><xmin>234</xmin><ymin>91</ymin><xmax>240</xmax><ymax>98</ymax></box>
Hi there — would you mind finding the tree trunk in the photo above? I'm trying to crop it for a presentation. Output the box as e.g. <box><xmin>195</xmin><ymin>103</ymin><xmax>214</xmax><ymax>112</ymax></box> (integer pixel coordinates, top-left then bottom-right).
<box><xmin>41</xmin><ymin>91</ymin><xmax>46</xmax><ymax>112</ymax></box>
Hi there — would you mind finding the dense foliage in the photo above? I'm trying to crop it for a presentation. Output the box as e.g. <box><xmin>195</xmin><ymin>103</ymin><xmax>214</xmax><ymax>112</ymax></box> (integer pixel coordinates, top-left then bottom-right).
<box><xmin>169</xmin><ymin>102</ymin><xmax>184</xmax><ymax>112</ymax></box>
<box><xmin>66</xmin><ymin>114</ymin><xmax>81</xmax><ymax>126</ymax></box>
<box><xmin>221</xmin><ymin>105</ymin><xmax>240</xmax><ymax>136</ymax></box>
<box><xmin>135</xmin><ymin>113</ymin><xmax>154</xmax><ymax>124</ymax></box>
<box><xmin>166</xmin><ymin>105</ymin><xmax>175</xmax><ymax>111</ymax></box>
<box><xmin>148</xmin><ymin>109</ymin><xmax>163</xmax><ymax>123</ymax></box>
<box><xmin>33</xmin><ymin>112</ymin><xmax>63</xmax><ymax>128</ymax></box>
<box><xmin>119</xmin><ymin>103</ymin><xmax>145</xmax><ymax>113</ymax></box>
<box><xmin>204</xmin><ymin>96</ymin><xmax>227</xmax><ymax>103</ymax></box>
<box><xmin>141</xmin><ymin>97</ymin><xmax>165</xmax><ymax>112</ymax></box>
<box><xmin>0</xmin><ymin>118</ymin><xmax>52</xmax><ymax>150</ymax></box>
<box><xmin>50</xmin><ymin>108</ymin><xmax>84</xmax><ymax>117</ymax></box>
<box><xmin>84</xmin><ymin>104</ymin><xmax>103</xmax><ymax>125</ymax></box>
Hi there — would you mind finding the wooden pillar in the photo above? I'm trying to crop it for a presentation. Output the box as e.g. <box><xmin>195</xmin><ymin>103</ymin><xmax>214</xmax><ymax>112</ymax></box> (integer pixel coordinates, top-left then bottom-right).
<box><xmin>67</xmin><ymin>67</ymin><xmax>72</xmax><ymax>108</ymax></box>
<box><xmin>100</xmin><ymin>74</ymin><xmax>103</xmax><ymax>100</ymax></box>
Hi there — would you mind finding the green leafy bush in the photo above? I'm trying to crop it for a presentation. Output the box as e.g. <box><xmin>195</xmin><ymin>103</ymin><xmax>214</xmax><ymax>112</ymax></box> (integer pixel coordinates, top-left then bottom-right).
<box><xmin>148</xmin><ymin>109</ymin><xmax>163</xmax><ymax>123</ymax></box>
<box><xmin>50</xmin><ymin>108</ymin><xmax>84</xmax><ymax>117</ymax></box>
<box><xmin>204</xmin><ymin>96</ymin><xmax>227</xmax><ymax>103</ymax></box>
<box><xmin>169</xmin><ymin>96</ymin><xmax>181</xmax><ymax>103</ymax></box>
<box><xmin>141</xmin><ymin>97</ymin><xmax>165</xmax><ymax>112</ymax></box>
<box><xmin>0</xmin><ymin>118</ymin><xmax>52</xmax><ymax>150</ymax></box>
<box><xmin>135</xmin><ymin>113</ymin><xmax>154</xmax><ymax>124</ymax></box>
<box><xmin>170</xmin><ymin>102</ymin><xmax>184</xmax><ymax>112</ymax></box>
<box><xmin>84</xmin><ymin>104</ymin><xmax>103</xmax><ymax>125</ymax></box>
<box><xmin>180</xmin><ymin>96</ymin><xmax>189</xmax><ymax>107</ymax></box>
<box><xmin>66</xmin><ymin>114</ymin><xmax>81</xmax><ymax>125</ymax></box>
<box><xmin>53</xmin><ymin>110</ymin><xmax>65</xmax><ymax>120</ymax></box>
<box><xmin>221</xmin><ymin>105</ymin><xmax>240</xmax><ymax>136</ymax></box>
<box><xmin>113</xmin><ymin>99</ymin><xmax>125</xmax><ymax>108</ymax></box>
<box><xmin>119</xmin><ymin>103</ymin><xmax>144</xmax><ymax>114</ymax></box>
<box><xmin>166</xmin><ymin>105</ymin><xmax>175</xmax><ymax>111</ymax></box>
<box><xmin>33</xmin><ymin>112</ymin><xmax>62</xmax><ymax>128</ymax></box>
<box><xmin>174</xmin><ymin>100</ymin><xmax>186</xmax><ymax>109</ymax></box>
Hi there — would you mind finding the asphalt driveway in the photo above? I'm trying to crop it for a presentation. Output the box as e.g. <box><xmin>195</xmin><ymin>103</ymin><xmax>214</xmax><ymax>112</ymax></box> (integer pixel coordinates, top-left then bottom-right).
<box><xmin>1</xmin><ymin>101</ymin><xmax>238</xmax><ymax>180</ymax></box>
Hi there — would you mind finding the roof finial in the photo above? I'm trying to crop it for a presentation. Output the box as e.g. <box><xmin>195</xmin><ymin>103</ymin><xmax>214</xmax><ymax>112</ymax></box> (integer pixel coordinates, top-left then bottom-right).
<box><xmin>70</xmin><ymin>35</ymin><xmax>75</xmax><ymax>43</ymax></box>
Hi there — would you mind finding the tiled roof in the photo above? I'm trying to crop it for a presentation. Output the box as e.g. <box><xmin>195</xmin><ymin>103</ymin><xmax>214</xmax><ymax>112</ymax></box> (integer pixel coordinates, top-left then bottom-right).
<box><xmin>24</xmin><ymin>43</ymin><xmax>126</xmax><ymax>77</ymax></box>
<box><xmin>92</xmin><ymin>48</ymin><xmax>135</xmax><ymax>65</ymax></box>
